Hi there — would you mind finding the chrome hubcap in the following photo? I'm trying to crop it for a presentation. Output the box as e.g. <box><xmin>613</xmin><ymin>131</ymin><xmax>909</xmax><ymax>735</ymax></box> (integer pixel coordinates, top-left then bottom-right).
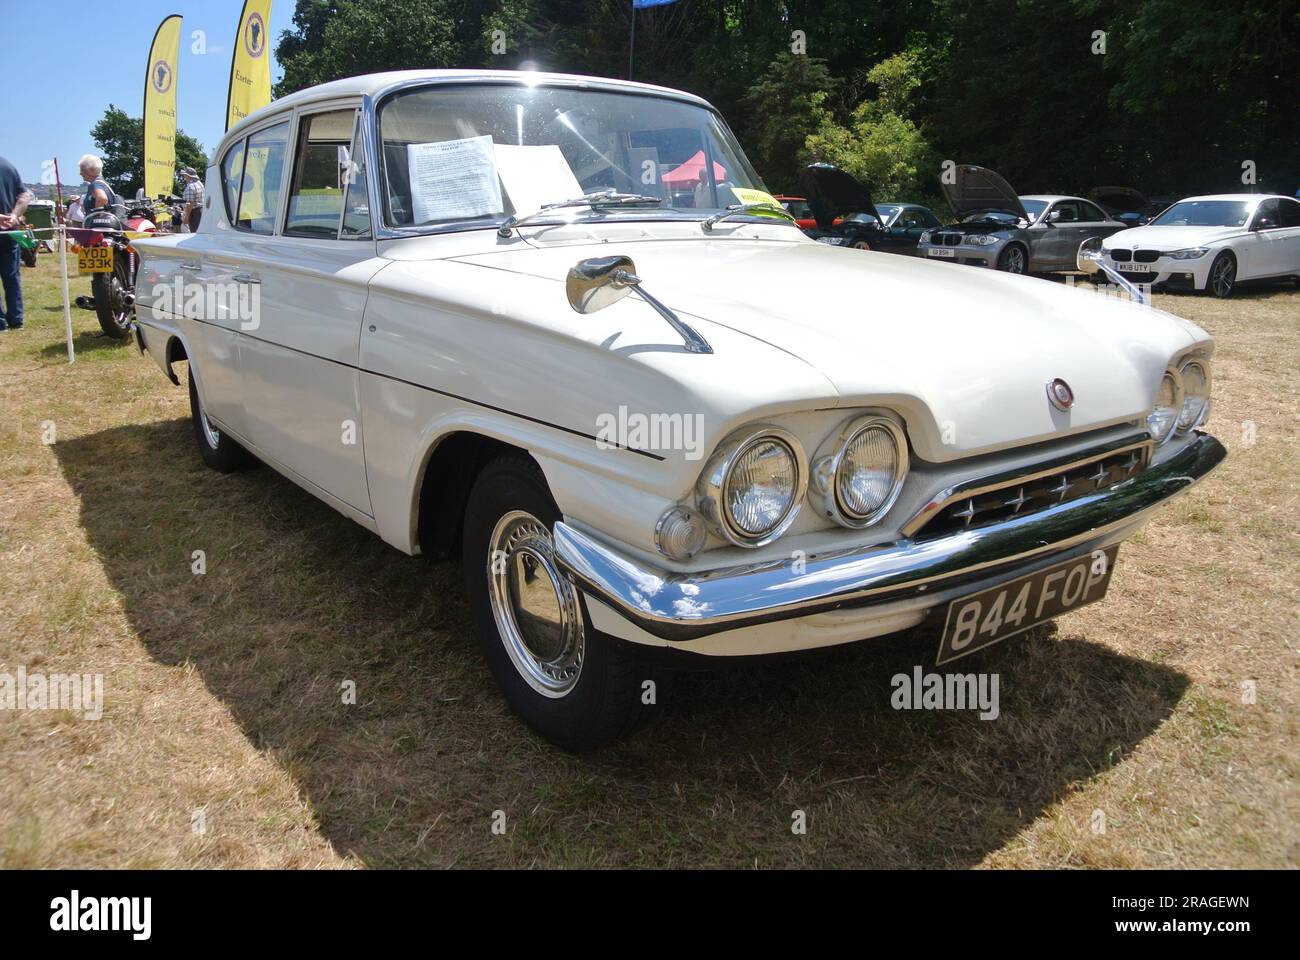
<box><xmin>487</xmin><ymin>510</ymin><xmax>584</xmax><ymax>697</ymax></box>
<box><xmin>199</xmin><ymin>406</ymin><xmax>221</xmax><ymax>448</ymax></box>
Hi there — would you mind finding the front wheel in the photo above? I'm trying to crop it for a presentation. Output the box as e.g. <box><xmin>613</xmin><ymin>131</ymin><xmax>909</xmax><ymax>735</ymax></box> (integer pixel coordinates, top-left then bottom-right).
<box><xmin>996</xmin><ymin>244</ymin><xmax>1027</xmax><ymax>274</ymax></box>
<box><xmin>462</xmin><ymin>453</ymin><xmax>652</xmax><ymax>751</ymax></box>
<box><xmin>852</xmin><ymin>239</ymin><xmax>872</xmax><ymax>251</ymax></box>
<box><xmin>92</xmin><ymin>249</ymin><xmax>133</xmax><ymax>339</ymax></box>
<box><xmin>1206</xmin><ymin>252</ymin><xmax>1236</xmax><ymax>298</ymax></box>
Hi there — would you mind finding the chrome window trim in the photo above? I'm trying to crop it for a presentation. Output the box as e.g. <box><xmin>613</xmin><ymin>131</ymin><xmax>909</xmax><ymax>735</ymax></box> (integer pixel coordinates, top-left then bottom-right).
<box><xmin>901</xmin><ymin>434</ymin><xmax>1154</xmax><ymax>539</ymax></box>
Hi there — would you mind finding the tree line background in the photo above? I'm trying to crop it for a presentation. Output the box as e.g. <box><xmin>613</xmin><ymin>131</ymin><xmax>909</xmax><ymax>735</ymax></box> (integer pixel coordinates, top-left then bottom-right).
<box><xmin>274</xmin><ymin>0</ymin><xmax>1298</xmax><ymax>204</ymax></box>
<box><xmin>88</xmin><ymin>0</ymin><xmax>1298</xmax><ymax>206</ymax></box>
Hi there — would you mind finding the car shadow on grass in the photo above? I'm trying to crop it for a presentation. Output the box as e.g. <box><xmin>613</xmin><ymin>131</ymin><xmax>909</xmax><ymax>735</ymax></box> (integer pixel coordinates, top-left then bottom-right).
<box><xmin>54</xmin><ymin>419</ymin><xmax>1190</xmax><ymax>868</ymax></box>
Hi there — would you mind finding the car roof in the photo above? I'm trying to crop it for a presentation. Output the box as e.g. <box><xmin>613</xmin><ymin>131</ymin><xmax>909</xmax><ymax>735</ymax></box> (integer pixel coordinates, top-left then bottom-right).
<box><xmin>223</xmin><ymin>69</ymin><xmax>714</xmax><ymax>145</ymax></box>
<box><xmin>1176</xmin><ymin>194</ymin><xmax>1287</xmax><ymax>203</ymax></box>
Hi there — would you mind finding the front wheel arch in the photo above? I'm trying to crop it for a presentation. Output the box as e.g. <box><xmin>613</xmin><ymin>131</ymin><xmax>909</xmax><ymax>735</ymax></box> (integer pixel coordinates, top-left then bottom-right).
<box><xmin>415</xmin><ymin>431</ymin><xmax>528</xmax><ymax>561</ymax></box>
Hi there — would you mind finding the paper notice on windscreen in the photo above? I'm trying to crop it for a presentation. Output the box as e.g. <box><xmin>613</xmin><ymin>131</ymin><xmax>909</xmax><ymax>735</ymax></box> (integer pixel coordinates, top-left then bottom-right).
<box><xmin>407</xmin><ymin>135</ymin><xmax>503</xmax><ymax>224</ymax></box>
<box><xmin>493</xmin><ymin>143</ymin><xmax>583</xmax><ymax>216</ymax></box>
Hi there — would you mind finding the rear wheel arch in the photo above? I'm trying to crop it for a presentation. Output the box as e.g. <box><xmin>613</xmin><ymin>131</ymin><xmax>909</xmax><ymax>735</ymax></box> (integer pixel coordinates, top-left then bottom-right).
<box><xmin>163</xmin><ymin>335</ymin><xmax>187</xmax><ymax>385</ymax></box>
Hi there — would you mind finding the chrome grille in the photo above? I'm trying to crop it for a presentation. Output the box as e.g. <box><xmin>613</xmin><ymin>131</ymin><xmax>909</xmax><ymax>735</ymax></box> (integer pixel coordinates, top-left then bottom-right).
<box><xmin>933</xmin><ymin>232</ymin><xmax>963</xmax><ymax>246</ymax></box>
<box><xmin>910</xmin><ymin>443</ymin><xmax>1151</xmax><ymax>541</ymax></box>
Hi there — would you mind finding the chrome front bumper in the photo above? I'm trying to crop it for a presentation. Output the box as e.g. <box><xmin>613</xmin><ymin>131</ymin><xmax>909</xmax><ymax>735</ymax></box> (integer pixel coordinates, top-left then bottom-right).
<box><xmin>554</xmin><ymin>433</ymin><xmax>1226</xmax><ymax>643</ymax></box>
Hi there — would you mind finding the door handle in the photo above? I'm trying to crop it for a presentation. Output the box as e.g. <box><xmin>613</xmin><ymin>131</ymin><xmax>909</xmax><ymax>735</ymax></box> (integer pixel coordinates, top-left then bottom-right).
<box><xmin>233</xmin><ymin>273</ymin><xmax>261</xmax><ymax>285</ymax></box>
<box><xmin>179</xmin><ymin>260</ymin><xmax>202</xmax><ymax>270</ymax></box>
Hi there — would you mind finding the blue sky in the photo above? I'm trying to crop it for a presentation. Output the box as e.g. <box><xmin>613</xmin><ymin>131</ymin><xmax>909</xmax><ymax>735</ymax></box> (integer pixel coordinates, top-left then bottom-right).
<box><xmin>1</xmin><ymin>0</ymin><xmax>295</xmax><ymax>184</ymax></box>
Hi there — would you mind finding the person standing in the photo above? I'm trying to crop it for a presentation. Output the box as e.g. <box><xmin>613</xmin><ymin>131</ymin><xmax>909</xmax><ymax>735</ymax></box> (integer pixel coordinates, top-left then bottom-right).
<box><xmin>79</xmin><ymin>154</ymin><xmax>115</xmax><ymax>215</ymax></box>
<box><xmin>0</xmin><ymin>154</ymin><xmax>33</xmax><ymax>332</ymax></box>
<box><xmin>180</xmin><ymin>167</ymin><xmax>204</xmax><ymax>233</ymax></box>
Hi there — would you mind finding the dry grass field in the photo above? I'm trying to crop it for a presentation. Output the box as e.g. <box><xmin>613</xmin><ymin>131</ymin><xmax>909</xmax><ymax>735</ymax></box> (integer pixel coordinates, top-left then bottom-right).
<box><xmin>0</xmin><ymin>254</ymin><xmax>1295</xmax><ymax>869</ymax></box>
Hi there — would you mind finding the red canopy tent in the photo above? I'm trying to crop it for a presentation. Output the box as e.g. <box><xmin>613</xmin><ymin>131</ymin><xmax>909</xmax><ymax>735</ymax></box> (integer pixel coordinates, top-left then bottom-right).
<box><xmin>661</xmin><ymin>150</ymin><xmax>727</xmax><ymax>184</ymax></box>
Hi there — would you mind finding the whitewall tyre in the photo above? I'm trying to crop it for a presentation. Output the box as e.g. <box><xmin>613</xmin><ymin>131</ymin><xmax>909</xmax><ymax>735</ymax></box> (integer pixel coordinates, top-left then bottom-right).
<box><xmin>462</xmin><ymin>453</ymin><xmax>653</xmax><ymax>751</ymax></box>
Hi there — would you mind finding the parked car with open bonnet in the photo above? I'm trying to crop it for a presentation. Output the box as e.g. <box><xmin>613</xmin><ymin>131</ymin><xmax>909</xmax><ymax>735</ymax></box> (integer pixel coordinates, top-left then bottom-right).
<box><xmin>131</xmin><ymin>70</ymin><xmax>1226</xmax><ymax>750</ymax></box>
<box><xmin>918</xmin><ymin>164</ymin><xmax>1127</xmax><ymax>274</ymax></box>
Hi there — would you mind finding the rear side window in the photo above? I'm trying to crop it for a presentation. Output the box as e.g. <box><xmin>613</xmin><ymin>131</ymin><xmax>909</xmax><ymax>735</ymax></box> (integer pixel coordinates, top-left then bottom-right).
<box><xmin>285</xmin><ymin>109</ymin><xmax>356</xmax><ymax>238</ymax></box>
<box><xmin>1078</xmin><ymin>200</ymin><xmax>1108</xmax><ymax>222</ymax></box>
<box><xmin>1278</xmin><ymin>199</ymin><xmax>1300</xmax><ymax>228</ymax></box>
<box><xmin>235</xmin><ymin>120</ymin><xmax>290</xmax><ymax>234</ymax></box>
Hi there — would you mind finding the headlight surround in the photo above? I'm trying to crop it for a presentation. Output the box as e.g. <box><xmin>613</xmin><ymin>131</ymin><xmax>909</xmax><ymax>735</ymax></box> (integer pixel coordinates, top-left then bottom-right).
<box><xmin>1168</xmin><ymin>247</ymin><xmax>1210</xmax><ymax>260</ymax></box>
<box><xmin>919</xmin><ymin>230</ymin><xmax>932</xmax><ymax>244</ymax></box>
<box><xmin>1176</xmin><ymin>357</ymin><xmax>1212</xmax><ymax>432</ymax></box>
<box><xmin>696</xmin><ymin>425</ymin><xmax>807</xmax><ymax>547</ymax></box>
<box><xmin>1147</xmin><ymin>367</ymin><xmax>1184</xmax><ymax>444</ymax></box>
<box><xmin>810</xmin><ymin>415</ymin><xmax>909</xmax><ymax>528</ymax></box>
<box><xmin>963</xmin><ymin>234</ymin><xmax>999</xmax><ymax>246</ymax></box>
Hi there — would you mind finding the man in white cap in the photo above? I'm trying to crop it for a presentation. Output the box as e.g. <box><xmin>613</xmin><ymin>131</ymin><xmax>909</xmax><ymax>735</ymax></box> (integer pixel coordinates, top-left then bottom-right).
<box><xmin>180</xmin><ymin>166</ymin><xmax>204</xmax><ymax>233</ymax></box>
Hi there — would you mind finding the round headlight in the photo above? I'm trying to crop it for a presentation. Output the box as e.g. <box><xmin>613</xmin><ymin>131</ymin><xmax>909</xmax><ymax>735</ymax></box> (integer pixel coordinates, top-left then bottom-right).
<box><xmin>696</xmin><ymin>426</ymin><xmax>807</xmax><ymax>547</ymax></box>
<box><xmin>810</xmin><ymin>415</ymin><xmax>909</xmax><ymax>528</ymax></box>
<box><xmin>1176</xmin><ymin>358</ymin><xmax>1211</xmax><ymax>432</ymax></box>
<box><xmin>725</xmin><ymin>438</ymin><xmax>797</xmax><ymax>537</ymax></box>
<box><xmin>1147</xmin><ymin>368</ymin><xmax>1184</xmax><ymax>444</ymax></box>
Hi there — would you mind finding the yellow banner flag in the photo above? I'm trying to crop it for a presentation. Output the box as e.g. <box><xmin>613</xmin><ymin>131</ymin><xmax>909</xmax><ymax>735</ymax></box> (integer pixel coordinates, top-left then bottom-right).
<box><xmin>143</xmin><ymin>15</ymin><xmax>182</xmax><ymax>200</ymax></box>
<box><xmin>226</xmin><ymin>0</ymin><xmax>274</xmax><ymax>131</ymax></box>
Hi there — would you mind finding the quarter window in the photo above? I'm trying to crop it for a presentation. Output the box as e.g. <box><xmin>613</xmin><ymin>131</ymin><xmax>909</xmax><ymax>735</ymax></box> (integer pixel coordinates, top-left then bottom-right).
<box><xmin>220</xmin><ymin>139</ymin><xmax>245</xmax><ymax>223</ymax></box>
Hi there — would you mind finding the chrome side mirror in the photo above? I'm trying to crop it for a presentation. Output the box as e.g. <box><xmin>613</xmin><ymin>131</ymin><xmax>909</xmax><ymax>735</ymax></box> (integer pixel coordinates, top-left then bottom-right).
<box><xmin>1076</xmin><ymin>236</ymin><xmax>1103</xmax><ymax>275</ymax></box>
<box><xmin>1076</xmin><ymin>235</ymin><xmax>1147</xmax><ymax>305</ymax></box>
<box><xmin>566</xmin><ymin>255</ymin><xmax>638</xmax><ymax>314</ymax></box>
<box><xmin>565</xmin><ymin>255</ymin><xmax>713</xmax><ymax>354</ymax></box>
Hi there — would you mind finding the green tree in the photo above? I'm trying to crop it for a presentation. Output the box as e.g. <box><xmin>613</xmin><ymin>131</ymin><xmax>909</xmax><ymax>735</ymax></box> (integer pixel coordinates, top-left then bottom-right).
<box><xmin>274</xmin><ymin>0</ymin><xmax>463</xmax><ymax>95</ymax></box>
<box><xmin>90</xmin><ymin>105</ymin><xmax>207</xmax><ymax>198</ymax></box>
<box><xmin>804</xmin><ymin>53</ymin><xmax>936</xmax><ymax>201</ymax></box>
<box><xmin>741</xmin><ymin>53</ymin><xmax>836</xmax><ymax>192</ymax></box>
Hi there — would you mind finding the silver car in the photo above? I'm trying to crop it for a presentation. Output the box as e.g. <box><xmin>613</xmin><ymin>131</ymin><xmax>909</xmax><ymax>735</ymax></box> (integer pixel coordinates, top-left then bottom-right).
<box><xmin>918</xmin><ymin>165</ymin><xmax>1126</xmax><ymax>274</ymax></box>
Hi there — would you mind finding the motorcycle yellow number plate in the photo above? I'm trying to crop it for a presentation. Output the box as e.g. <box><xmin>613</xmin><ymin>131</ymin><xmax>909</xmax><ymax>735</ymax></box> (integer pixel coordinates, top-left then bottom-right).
<box><xmin>77</xmin><ymin>246</ymin><xmax>114</xmax><ymax>274</ymax></box>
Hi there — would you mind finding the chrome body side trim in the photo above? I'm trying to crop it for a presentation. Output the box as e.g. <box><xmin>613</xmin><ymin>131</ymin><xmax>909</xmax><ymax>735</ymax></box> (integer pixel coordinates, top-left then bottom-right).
<box><xmin>555</xmin><ymin>433</ymin><xmax>1225</xmax><ymax>643</ymax></box>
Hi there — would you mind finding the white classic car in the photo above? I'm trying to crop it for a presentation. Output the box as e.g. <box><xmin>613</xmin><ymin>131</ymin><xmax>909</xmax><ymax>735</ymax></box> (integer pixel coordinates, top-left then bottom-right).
<box><xmin>1090</xmin><ymin>193</ymin><xmax>1300</xmax><ymax>297</ymax></box>
<box><xmin>132</xmin><ymin>70</ymin><xmax>1226</xmax><ymax>750</ymax></box>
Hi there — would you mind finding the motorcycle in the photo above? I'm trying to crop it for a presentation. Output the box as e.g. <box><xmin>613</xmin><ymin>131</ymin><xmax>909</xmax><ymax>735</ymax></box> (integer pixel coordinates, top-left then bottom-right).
<box><xmin>78</xmin><ymin>197</ymin><xmax>156</xmax><ymax>339</ymax></box>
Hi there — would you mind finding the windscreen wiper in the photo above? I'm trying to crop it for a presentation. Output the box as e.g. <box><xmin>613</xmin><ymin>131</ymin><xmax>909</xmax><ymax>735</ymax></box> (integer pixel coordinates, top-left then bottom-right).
<box><xmin>701</xmin><ymin>202</ymin><xmax>798</xmax><ymax>232</ymax></box>
<box><xmin>497</xmin><ymin>190</ymin><xmax>663</xmax><ymax>237</ymax></box>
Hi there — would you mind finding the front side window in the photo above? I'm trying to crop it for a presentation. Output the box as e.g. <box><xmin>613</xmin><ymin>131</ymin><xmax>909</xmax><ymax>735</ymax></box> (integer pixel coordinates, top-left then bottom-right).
<box><xmin>235</xmin><ymin>120</ymin><xmax>290</xmax><ymax>234</ymax></box>
<box><xmin>377</xmin><ymin>83</ymin><xmax>766</xmax><ymax>232</ymax></box>
<box><xmin>285</xmin><ymin>109</ymin><xmax>356</xmax><ymax>238</ymax></box>
<box><xmin>1250</xmin><ymin>199</ymin><xmax>1280</xmax><ymax>229</ymax></box>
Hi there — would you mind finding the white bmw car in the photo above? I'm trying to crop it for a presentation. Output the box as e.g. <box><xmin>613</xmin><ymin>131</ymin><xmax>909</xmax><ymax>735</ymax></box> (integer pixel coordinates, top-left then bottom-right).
<box><xmin>1098</xmin><ymin>194</ymin><xmax>1300</xmax><ymax>297</ymax></box>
